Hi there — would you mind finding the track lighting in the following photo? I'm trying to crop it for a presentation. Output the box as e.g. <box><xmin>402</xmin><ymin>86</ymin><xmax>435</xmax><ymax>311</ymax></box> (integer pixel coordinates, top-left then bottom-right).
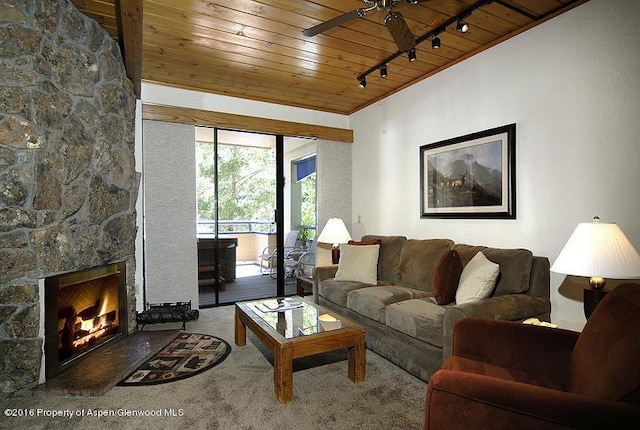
<box><xmin>356</xmin><ymin>1</ymin><xmax>487</xmax><ymax>89</ymax></box>
<box><xmin>456</xmin><ymin>19</ymin><xmax>469</xmax><ymax>33</ymax></box>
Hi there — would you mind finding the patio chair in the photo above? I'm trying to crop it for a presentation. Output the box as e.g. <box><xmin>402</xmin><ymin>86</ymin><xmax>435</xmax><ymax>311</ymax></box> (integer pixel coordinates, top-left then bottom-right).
<box><xmin>284</xmin><ymin>240</ymin><xmax>315</xmax><ymax>282</ymax></box>
<box><xmin>259</xmin><ymin>230</ymin><xmax>299</xmax><ymax>278</ymax></box>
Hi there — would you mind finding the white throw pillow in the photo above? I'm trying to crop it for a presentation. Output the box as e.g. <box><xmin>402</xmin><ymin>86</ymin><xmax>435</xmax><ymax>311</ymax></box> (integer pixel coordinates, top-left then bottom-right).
<box><xmin>334</xmin><ymin>244</ymin><xmax>380</xmax><ymax>285</ymax></box>
<box><xmin>455</xmin><ymin>251</ymin><xmax>500</xmax><ymax>304</ymax></box>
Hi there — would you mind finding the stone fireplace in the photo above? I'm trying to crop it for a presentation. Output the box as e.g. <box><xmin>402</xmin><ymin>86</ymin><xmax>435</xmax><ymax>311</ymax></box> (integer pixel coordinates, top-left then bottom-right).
<box><xmin>0</xmin><ymin>0</ymin><xmax>137</xmax><ymax>395</ymax></box>
<box><xmin>43</xmin><ymin>262</ymin><xmax>128</xmax><ymax>379</ymax></box>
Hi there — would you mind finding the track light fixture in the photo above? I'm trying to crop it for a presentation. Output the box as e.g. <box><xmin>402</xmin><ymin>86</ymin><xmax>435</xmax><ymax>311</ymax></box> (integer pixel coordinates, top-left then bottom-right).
<box><xmin>380</xmin><ymin>63</ymin><xmax>388</xmax><ymax>78</ymax></box>
<box><xmin>356</xmin><ymin>0</ymin><xmax>491</xmax><ymax>89</ymax></box>
<box><xmin>456</xmin><ymin>19</ymin><xmax>469</xmax><ymax>33</ymax></box>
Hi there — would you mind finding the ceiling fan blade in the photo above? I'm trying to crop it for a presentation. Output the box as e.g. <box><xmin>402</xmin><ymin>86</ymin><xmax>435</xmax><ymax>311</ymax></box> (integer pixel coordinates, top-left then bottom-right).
<box><xmin>302</xmin><ymin>9</ymin><xmax>365</xmax><ymax>37</ymax></box>
<box><xmin>384</xmin><ymin>12</ymin><xmax>416</xmax><ymax>52</ymax></box>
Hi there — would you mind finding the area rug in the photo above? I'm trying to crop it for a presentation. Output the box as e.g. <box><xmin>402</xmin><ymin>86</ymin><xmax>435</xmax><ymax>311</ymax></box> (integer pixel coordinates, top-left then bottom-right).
<box><xmin>118</xmin><ymin>332</ymin><xmax>231</xmax><ymax>386</ymax></box>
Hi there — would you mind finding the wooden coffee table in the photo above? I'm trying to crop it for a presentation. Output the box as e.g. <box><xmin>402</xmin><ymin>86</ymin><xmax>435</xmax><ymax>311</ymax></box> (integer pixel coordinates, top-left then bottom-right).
<box><xmin>235</xmin><ymin>297</ymin><xmax>365</xmax><ymax>403</ymax></box>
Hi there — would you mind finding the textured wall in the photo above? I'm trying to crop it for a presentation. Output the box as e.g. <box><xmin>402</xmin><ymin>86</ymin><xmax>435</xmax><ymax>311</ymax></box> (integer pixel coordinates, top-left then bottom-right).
<box><xmin>141</xmin><ymin>121</ymin><xmax>198</xmax><ymax>306</ymax></box>
<box><xmin>316</xmin><ymin>140</ymin><xmax>352</xmax><ymax>266</ymax></box>
<box><xmin>0</xmin><ymin>0</ymin><xmax>137</xmax><ymax>394</ymax></box>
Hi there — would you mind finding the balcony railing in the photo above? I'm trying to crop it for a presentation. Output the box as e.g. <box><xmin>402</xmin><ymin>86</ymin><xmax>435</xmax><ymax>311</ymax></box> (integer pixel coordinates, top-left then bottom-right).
<box><xmin>196</xmin><ymin>220</ymin><xmax>315</xmax><ymax>265</ymax></box>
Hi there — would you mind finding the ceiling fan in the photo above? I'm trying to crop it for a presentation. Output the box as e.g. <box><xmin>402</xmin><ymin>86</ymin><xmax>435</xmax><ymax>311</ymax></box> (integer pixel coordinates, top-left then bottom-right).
<box><xmin>302</xmin><ymin>0</ymin><xmax>432</xmax><ymax>52</ymax></box>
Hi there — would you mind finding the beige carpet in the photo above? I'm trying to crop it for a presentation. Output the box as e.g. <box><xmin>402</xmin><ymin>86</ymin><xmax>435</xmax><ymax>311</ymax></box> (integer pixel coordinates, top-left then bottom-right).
<box><xmin>1</xmin><ymin>304</ymin><xmax>427</xmax><ymax>430</ymax></box>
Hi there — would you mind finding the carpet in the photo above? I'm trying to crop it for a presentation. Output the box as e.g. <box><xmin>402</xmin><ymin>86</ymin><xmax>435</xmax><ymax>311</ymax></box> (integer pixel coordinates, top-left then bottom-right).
<box><xmin>3</xmin><ymin>305</ymin><xmax>426</xmax><ymax>430</ymax></box>
<box><xmin>118</xmin><ymin>332</ymin><xmax>231</xmax><ymax>386</ymax></box>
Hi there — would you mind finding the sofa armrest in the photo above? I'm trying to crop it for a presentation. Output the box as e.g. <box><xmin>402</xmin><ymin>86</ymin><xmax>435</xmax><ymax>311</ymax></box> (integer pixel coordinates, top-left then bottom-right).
<box><xmin>312</xmin><ymin>265</ymin><xmax>338</xmax><ymax>302</ymax></box>
<box><xmin>441</xmin><ymin>294</ymin><xmax>550</xmax><ymax>358</ymax></box>
<box><xmin>425</xmin><ymin>369</ymin><xmax>640</xmax><ymax>430</ymax></box>
<box><xmin>450</xmin><ymin>317</ymin><xmax>579</xmax><ymax>380</ymax></box>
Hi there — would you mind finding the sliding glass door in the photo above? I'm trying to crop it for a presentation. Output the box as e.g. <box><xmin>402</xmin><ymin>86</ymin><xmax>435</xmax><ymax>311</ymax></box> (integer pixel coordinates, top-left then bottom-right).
<box><xmin>196</xmin><ymin>128</ymin><xmax>285</xmax><ymax>306</ymax></box>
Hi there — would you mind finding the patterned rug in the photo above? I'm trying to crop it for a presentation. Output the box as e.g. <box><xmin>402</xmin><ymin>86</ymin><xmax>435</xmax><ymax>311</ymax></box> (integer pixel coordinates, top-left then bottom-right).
<box><xmin>118</xmin><ymin>332</ymin><xmax>231</xmax><ymax>386</ymax></box>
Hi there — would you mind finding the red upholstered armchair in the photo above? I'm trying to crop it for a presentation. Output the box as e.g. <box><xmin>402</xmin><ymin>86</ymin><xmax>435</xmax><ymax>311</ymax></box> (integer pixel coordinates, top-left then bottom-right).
<box><xmin>425</xmin><ymin>283</ymin><xmax>640</xmax><ymax>430</ymax></box>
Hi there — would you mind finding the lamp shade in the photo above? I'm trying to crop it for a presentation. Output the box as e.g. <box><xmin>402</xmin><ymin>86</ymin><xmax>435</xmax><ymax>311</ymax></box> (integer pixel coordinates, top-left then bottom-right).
<box><xmin>550</xmin><ymin>218</ymin><xmax>640</xmax><ymax>279</ymax></box>
<box><xmin>317</xmin><ymin>218</ymin><xmax>352</xmax><ymax>245</ymax></box>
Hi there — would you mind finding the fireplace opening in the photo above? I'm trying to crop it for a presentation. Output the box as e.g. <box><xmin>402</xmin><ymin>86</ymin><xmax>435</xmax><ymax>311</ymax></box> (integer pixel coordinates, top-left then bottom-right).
<box><xmin>44</xmin><ymin>262</ymin><xmax>128</xmax><ymax>379</ymax></box>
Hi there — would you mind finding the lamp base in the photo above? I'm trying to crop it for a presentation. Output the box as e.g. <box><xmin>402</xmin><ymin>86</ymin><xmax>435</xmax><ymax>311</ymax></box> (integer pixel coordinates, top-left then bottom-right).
<box><xmin>583</xmin><ymin>287</ymin><xmax>608</xmax><ymax>319</ymax></box>
<box><xmin>331</xmin><ymin>246</ymin><xmax>340</xmax><ymax>265</ymax></box>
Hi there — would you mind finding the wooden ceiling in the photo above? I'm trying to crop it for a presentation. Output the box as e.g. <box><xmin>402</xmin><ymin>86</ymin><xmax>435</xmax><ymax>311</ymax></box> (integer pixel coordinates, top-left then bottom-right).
<box><xmin>72</xmin><ymin>0</ymin><xmax>587</xmax><ymax>115</ymax></box>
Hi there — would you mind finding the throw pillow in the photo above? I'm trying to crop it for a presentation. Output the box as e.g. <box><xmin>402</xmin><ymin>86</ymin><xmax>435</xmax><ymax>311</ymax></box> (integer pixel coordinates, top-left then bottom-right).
<box><xmin>334</xmin><ymin>244</ymin><xmax>380</xmax><ymax>285</ymax></box>
<box><xmin>455</xmin><ymin>251</ymin><xmax>499</xmax><ymax>304</ymax></box>
<box><xmin>432</xmin><ymin>250</ymin><xmax>463</xmax><ymax>305</ymax></box>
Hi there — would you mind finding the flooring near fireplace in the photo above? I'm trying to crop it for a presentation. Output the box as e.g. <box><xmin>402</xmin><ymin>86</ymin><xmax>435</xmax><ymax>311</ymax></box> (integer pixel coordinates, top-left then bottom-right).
<box><xmin>19</xmin><ymin>330</ymin><xmax>179</xmax><ymax>397</ymax></box>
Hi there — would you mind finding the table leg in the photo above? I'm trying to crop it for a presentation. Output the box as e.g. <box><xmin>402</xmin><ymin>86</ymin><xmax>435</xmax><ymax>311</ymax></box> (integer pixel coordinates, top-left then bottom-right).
<box><xmin>234</xmin><ymin>307</ymin><xmax>246</xmax><ymax>346</ymax></box>
<box><xmin>347</xmin><ymin>331</ymin><xmax>366</xmax><ymax>383</ymax></box>
<box><xmin>274</xmin><ymin>344</ymin><xmax>293</xmax><ymax>403</ymax></box>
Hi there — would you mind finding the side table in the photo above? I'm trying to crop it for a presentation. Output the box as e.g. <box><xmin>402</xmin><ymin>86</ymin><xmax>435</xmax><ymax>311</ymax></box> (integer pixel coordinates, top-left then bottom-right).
<box><xmin>296</xmin><ymin>275</ymin><xmax>313</xmax><ymax>297</ymax></box>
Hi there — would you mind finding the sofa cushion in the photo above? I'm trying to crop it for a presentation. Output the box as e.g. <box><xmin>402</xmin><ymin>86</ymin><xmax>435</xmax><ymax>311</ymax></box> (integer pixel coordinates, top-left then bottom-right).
<box><xmin>318</xmin><ymin>279</ymin><xmax>371</xmax><ymax>307</ymax></box>
<box><xmin>456</xmin><ymin>251</ymin><xmax>500</xmax><ymax>304</ymax></box>
<box><xmin>433</xmin><ymin>250</ymin><xmax>463</xmax><ymax>305</ymax></box>
<box><xmin>346</xmin><ymin>286</ymin><xmax>429</xmax><ymax>324</ymax></box>
<box><xmin>348</xmin><ymin>239</ymin><xmax>382</xmax><ymax>246</ymax></box>
<box><xmin>361</xmin><ymin>235</ymin><xmax>407</xmax><ymax>284</ymax></box>
<box><xmin>397</xmin><ymin>239</ymin><xmax>454</xmax><ymax>293</ymax></box>
<box><xmin>335</xmin><ymin>244</ymin><xmax>380</xmax><ymax>285</ymax></box>
<box><xmin>385</xmin><ymin>298</ymin><xmax>449</xmax><ymax>347</ymax></box>
<box><xmin>452</xmin><ymin>244</ymin><xmax>533</xmax><ymax>295</ymax></box>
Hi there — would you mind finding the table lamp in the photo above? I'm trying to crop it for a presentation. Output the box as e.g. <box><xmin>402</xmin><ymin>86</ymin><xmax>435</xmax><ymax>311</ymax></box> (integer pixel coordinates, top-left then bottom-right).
<box><xmin>317</xmin><ymin>218</ymin><xmax>352</xmax><ymax>264</ymax></box>
<box><xmin>551</xmin><ymin>216</ymin><xmax>640</xmax><ymax>318</ymax></box>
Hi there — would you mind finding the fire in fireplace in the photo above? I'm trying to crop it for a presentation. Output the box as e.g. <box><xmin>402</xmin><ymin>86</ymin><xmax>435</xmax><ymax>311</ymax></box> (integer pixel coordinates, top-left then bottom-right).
<box><xmin>44</xmin><ymin>262</ymin><xmax>128</xmax><ymax>379</ymax></box>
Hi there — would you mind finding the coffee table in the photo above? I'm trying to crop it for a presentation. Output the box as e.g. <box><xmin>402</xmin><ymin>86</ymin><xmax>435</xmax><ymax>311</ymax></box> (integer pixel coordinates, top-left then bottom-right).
<box><xmin>234</xmin><ymin>297</ymin><xmax>365</xmax><ymax>403</ymax></box>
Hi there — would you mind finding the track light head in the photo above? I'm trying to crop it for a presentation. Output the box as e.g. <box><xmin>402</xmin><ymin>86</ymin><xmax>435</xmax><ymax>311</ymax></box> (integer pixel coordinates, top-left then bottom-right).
<box><xmin>358</xmin><ymin>77</ymin><xmax>367</xmax><ymax>89</ymax></box>
<box><xmin>380</xmin><ymin>64</ymin><xmax>388</xmax><ymax>78</ymax></box>
<box><xmin>408</xmin><ymin>48</ymin><xmax>416</xmax><ymax>62</ymax></box>
<box><xmin>456</xmin><ymin>19</ymin><xmax>469</xmax><ymax>33</ymax></box>
<box><xmin>431</xmin><ymin>36</ymin><xmax>440</xmax><ymax>49</ymax></box>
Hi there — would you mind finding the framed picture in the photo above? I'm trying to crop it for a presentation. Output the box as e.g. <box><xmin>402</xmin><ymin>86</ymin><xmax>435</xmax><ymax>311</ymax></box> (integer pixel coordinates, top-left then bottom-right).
<box><xmin>420</xmin><ymin>123</ymin><xmax>516</xmax><ymax>219</ymax></box>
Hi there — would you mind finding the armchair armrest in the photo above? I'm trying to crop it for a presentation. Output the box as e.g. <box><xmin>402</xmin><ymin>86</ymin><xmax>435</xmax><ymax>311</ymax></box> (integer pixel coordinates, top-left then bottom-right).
<box><xmin>450</xmin><ymin>317</ymin><xmax>579</xmax><ymax>381</ymax></box>
<box><xmin>426</xmin><ymin>369</ymin><xmax>640</xmax><ymax>430</ymax></box>
<box><xmin>441</xmin><ymin>294</ymin><xmax>551</xmax><ymax>358</ymax></box>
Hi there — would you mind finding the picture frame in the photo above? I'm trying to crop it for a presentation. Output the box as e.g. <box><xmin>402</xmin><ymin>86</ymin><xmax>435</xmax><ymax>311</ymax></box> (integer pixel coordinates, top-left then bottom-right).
<box><xmin>420</xmin><ymin>123</ymin><xmax>516</xmax><ymax>219</ymax></box>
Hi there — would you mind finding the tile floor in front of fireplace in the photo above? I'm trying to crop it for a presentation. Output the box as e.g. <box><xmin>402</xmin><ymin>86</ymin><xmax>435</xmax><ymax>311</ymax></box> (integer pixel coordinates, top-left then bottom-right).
<box><xmin>20</xmin><ymin>330</ymin><xmax>180</xmax><ymax>397</ymax></box>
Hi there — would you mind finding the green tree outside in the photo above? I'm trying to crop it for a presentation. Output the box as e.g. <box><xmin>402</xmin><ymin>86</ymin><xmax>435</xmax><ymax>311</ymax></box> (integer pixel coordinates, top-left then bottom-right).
<box><xmin>196</xmin><ymin>142</ymin><xmax>276</xmax><ymax>231</ymax></box>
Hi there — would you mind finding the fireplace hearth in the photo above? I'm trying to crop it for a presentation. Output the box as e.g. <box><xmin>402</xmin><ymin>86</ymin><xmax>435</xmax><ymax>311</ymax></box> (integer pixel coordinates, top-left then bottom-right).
<box><xmin>44</xmin><ymin>262</ymin><xmax>128</xmax><ymax>379</ymax></box>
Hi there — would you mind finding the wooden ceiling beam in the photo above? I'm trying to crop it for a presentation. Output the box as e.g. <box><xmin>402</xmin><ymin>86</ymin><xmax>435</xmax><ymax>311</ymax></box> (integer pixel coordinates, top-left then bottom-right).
<box><xmin>142</xmin><ymin>104</ymin><xmax>354</xmax><ymax>143</ymax></box>
<box><xmin>116</xmin><ymin>0</ymin><xmax>143</xmax><ymax>98</ymax></box>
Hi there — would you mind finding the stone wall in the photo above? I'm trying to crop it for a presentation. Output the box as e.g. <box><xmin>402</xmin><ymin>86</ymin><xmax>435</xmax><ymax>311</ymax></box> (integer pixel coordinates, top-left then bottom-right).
<box><xmin>0</xmin><ymin>0</ymin><xmax>137</xmax><ymax>394</ymax></box>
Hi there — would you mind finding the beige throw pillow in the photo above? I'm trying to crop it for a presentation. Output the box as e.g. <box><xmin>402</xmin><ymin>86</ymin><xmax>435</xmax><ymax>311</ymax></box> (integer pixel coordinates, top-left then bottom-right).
<box><xmin>334</xmin><ymin>244</ymin><xmax>380</xmax><ymax>285</ymax></box>
<box><xmin>455</xmin><ymin>251</ymin><xmax>499</xmax><ymax>304</ymax></box>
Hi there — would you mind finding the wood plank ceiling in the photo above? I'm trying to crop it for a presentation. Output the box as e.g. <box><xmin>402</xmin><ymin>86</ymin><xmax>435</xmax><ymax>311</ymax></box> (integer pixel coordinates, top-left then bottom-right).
<box><xmin>72</xmin><ymin>0</ymin><xmax>588</xmax><ymax>115</ymax></box>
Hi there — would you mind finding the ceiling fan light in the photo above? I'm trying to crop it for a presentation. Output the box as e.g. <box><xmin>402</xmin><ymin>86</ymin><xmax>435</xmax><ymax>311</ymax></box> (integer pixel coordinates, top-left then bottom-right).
<box><xmin>408</xmin><ymin>48</ymin><xmax>416</xmax><ymax>62</ymax></box>
<box><xmin>380</xmin><ymin>64</ymin><xmax>388</xmax><ymax>78</ymax></box>
<box><xmin>431</xmin><ymin>36</ymin><xmax>441</xmax><ymax>49</ymax></box>
<box><xmin>359</xmin><ymin>77</ymin><xmax>367</xmax><ymax>89</ymax></box>
<box><xmin>456</xmin><ymin>19</ymin><xmax>469</xmax><ymax>33</ymax></box>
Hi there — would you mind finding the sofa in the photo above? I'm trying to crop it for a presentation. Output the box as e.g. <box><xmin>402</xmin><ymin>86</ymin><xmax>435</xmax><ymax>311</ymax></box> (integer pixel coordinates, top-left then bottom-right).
<box><xmin>313</xmin><ymin>235</ymin><xmax>551</xmax><ymax>381</ymax></box>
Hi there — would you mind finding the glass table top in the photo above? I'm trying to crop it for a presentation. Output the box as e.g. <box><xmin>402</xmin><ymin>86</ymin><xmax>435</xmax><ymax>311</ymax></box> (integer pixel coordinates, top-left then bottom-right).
<box><xmin>246</xmin><ymin>298</ymin><xmax>343</xmax><ymax>339</ymax></box>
